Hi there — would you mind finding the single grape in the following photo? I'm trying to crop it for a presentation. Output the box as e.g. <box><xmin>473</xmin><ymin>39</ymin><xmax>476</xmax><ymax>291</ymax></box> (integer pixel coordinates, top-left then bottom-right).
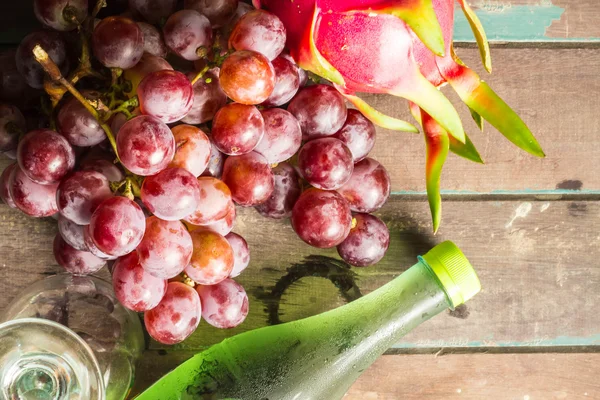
<box><xmin>57</xmin><ymin>214</ymin><xmax>87</xmax><ymax>251</ymax></box>
<box><xmin>196</xmin><ymin>278</ymin><xmax>248</xmax><ymax>328</ymax></box>
<box><xmin>57</xmin><ymin>171</ymin><xmax>112</xmax><ymax>225</ymax></box>
<box><xmin>80</xmin><ymin>158</ymin><xmax>125</xmax><ymax>182</ymax></box>
<box><xmin>184</xmin><ymin>177</ymin><xmax>232</xmax><ymax>225</ymax></box>
<box><xmin>112</xmin><ymin>251</ymin><xmax>168</xmax><ymax>311</ymax></box>
<box><xmin>137</xmin><ymin>22</ymin><xmax>168</xmax><ymax>58</ymax></box>
<box><xmin>144</xmin><ymin>281</ymin><xmax>201</xmax><ymax>345</ymax></box>
<box><xmin>141</xmin><ymin>167</ymin><xmax>201</xmax><ymax>221</ymax></box>
<box><xmin>57</xmin><ymin>93</ymin><xmax>107</xmax><ymax>147</ymax></box>
<box><xmin>186</xmin><ymin>229</ymin><xmax>234</xmax><ymax>285</ymax></box>
<box><xmin>261</xmin><ymin>56</ymin><xmax>299</xmax><ymax>107</ymax></box>
<box><xmin>288</xmin><ymin>84</ymin><xmax>347</xmax><ymax>140</ymax></box>
<box><xmin>212</xmin><ymin>103</ymin><xmax>264</xmax><ymax>156</ymax></box>
<box><xmin>89</xmin><ymin>196</ymin><xmax>146</xmax><ymax>257</ymax></box>
<box><xmin>219</xmin><ymin>1</ymin><xmax>253</xmax><ymax>41</ymax></box>
<box><xmin>184</xmin><ymin>0</ymin><xmax>238</xmax><ymax>28</ymax></box>
<box><xmin>337</xmin><ymin>213</ymin><xmax>390</xmax><ymax>267</ymax></box>
<box><xmin>0</xmin><ymin>49</ymin><xmax>28</xmax><ymax>102</ymax></box>
<box><xmin>138</xmin><ymin>70</ymin><xmax>194</xmax><ymax>124</ymax></box>
<box><xmin>219</xmin><ymin>50</ymin><xmax>275</xmax><ymax>105</ymax></box>
<box><xmin>336</xmin><ymin>158</ymin><xmax>391</xmax><ymax>213</ymax></box>
<box><xmin>137</xmin><ymin>217</ymin><xmax>192</xmax><ymax>279</ymax></box>
<box><xmin>254</xmin><ymin>108</ymin><xmax>301</xmax><ymax>163</ymax></box>
<box><xmin>229</xmin><ymin>9</ymin><xmax>286</xmax><ymax>61</ymax></box>
<box><xmin>169</xmin><ymin>125</ymin><xmax>211</xmax><ymax>177</ymax></box>
<box><xmin>181</xmin><ymin>69</ymin><xmax>227</xmax><ymax>125</ymax></box>
<box><xmin>53</xmin><ymin>234</ymin><xmax>106</xmax><ymax>275</ymax></box>
<box><xmin>298</xmin><ymin>137</ymin><xmax>354</xmax><ymax>190</ymax></box>
<box><xmin>9</xmin><ymin>165</ymin><xmax>59</xmax><ymax>217</ymax></box>
<box><xmin>255</xmin><ymin>162</ymin><xmax>301</xmax><ymax>219</ymax></box>
<box><xmin>225</xmin><ymin>232</ymin><xmax>249</xmax><ymax>278</ymax></box>
<box><xmin>0</xmin><ymin>104</ymin><xmax>26</xmax><ymax>152</ymax></box>
<box><xmin>196</xmin><ymin>201</ymin><xmax>236</xmax><ymax>236</ymax></box>
<box><xmin>123</xmin><ymin>53</ymin><xmax>173</xmax><ymax>96</ymax></box>
<box><xmin>92</xmin><ymin>17</ymin><xmax>144</xmax><ymax>69</ymax></box>
<box><xmin>16</xmin><ymin>31</ymin><xmax>67</xmax><ymax>89</ymax></box>
<box><xmin>291</xmin><ymin>188</ymin><xmax>352</xmax><ymax>248</ymax></box>
<box><xmin>222</xmin><ymin>152</ymin><xmax>274</xmax><ymax>206</ymax></box>
<box><xmin>34</xmin><ymin>0</ymin><xmax>88</xmax><ymax>31</ymax></box>
<box><xmin>163</xmin><ymin>10</ymin><xmax>213</xmax><ymax>61</ymax></box>
<box><xmin>129</xmin><ymin>0</ymin><xmax>177</xmax><ymax>25</ymax></box>
<box><xmin>0</xmin><ymin>163</ymin><xmax>17</xmax><ymax>208</ymax></box>
<box><xmin>116</xmin><ymin>115</ymin><xmax>175</xmax><ymax>176</ymax></box>
<box><xmin>201</xmin><ymin>138</ymin><xmax>225</xmax><ymax>178</ymax></box>
<box><xmin>332</xmin><ymin>109</ymin><xmax>376</xmax><ymax>162</ymax></box>
<box><xmin>17</xmin><ymin>129</ymin><xmax>75</xmax><ymax>185</ymax></box>
<box><xmin>83</xmin><ymin>225</ymin><xmax>118</xmax><ymax>260</ymax></box>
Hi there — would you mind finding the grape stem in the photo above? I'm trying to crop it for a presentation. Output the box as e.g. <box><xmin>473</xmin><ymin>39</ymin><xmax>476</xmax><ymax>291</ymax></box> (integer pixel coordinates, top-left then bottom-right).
<box><xmin>191</xmin><ymin>65</ymin><xmax>210</xmax><ymax>86</ymax></box>
<box><xmin>104</xmin><ymin>96</ymin><xmax>139</xmax><ymax>121</ymax></box>
<box><xmin>32</xmin><ymin>44</ymin><xmax>119</xmax><ymax>159</ymax></box>
<box><xmin>91</xmin><ymin>0</ymin><xmax>107</xmax><ymax>19</ymax></box>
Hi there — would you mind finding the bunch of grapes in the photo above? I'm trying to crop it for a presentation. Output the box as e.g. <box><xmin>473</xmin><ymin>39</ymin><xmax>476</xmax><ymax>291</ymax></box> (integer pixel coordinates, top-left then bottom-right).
<box><xmin>0</xmin><ymin>0</ymin><xmax>391</xmax><ymax>345</ymax></box>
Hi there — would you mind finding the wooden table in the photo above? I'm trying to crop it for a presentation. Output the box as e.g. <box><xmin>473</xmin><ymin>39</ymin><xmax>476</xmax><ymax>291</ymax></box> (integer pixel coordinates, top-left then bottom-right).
<box><xmin>1</xmin><ymin>1</ymin><xmax>600</xmax><ymax>398</ymax></box>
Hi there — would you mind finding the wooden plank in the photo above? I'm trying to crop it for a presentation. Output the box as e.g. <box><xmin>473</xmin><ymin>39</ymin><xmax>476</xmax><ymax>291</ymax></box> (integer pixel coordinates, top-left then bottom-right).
<box><xmin>2</xmin><ymin>47</ymin><xmax>600</xmax><ymax>194</ymax></box>
<box><xmin>132</xmin><ymin>352</ymin><xmax>600</xmax><ymax>398</ymax></box>
<box><xmin>1</xmin><ymin>197</ymin><xmax>600</xmax><ymax>350</ymax></box>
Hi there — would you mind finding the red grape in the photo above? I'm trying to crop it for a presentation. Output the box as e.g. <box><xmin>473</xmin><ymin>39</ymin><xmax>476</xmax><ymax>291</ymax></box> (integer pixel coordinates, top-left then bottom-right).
<box><xmin>184</xmin><ymin>0</ymin><xmax>239</xmax><ymax>28</ymax></box>
<box><xmin>219</xmin><ymin>50</ymin><xmax>275</xmax><ymax>105</ymax></box>
<box><xmin>169</xmin><ymin>125</ymin><xmax>211</xmax><ymax>177</ymax></box>
<box><xmin>337</xmin><ymin>213</ymin><xmax>390</xmax><ymax>267</ymax></box>
<box><xmin>141</xmin><ymin>167</ymin><xmax>201</xmax><ymax>221</ymax></box>
<box><xmin>332</xmin><ymin>109</ymin><xmax>376</xmax><ymax>162</ymax></box>
<box><xmin>123</xmin><ymin>53</ymin><xmax>173</xmax><ymax>96</ymax></box>
<box><xmin>202</xmin><ymin>138</ymin><xmax>225</xmax><ymax>179</ymax></box>
<box><xmin>229</xmin><ymin>9</ymin><xmax>286</xmax><ymax>61</ymax></box>
<box><xmin>57</xmin><ymin>214</ymin><xmax>87</xmax><ymax>251</ymax></box>
<box><xmin>92</xmin><ymin>17</ymin><xmax>144</xmax><ymax>69</ymax></box>
<box><xmin>0</xmin><ymin>104</ymin><xmax>26</xmax><ymax>152</ymax></box>
<box><xmin>288</xmin><ymin>84</ymin><xmax>347</xmax><ymax>140</ymax></box>
<box><xmin>144</xmin><ymin>282</ymin><xmax>201</xmax><ymax>345</ymax></box>
<box><xmin>255</xmin><ymin>162</ymin><xmax>301</xmax><ymax>219</ymax></box>
<box><xmin>129</xmin><ymin>0</ymin><xmax>177</xmax><ymax>25</ymax></box>
<box><xmin>57</xmin><ymin>171</ymin><xmax>112</xmax><ymax>225</ymax></box>
<box><xmin>83</xmin><ymin>225</ymin><xmax>118</xmax><ymax>260</ymax></box>
<box><xmin>0</xmin><ymin>163</ymin><xmax>17</xmax><ymax>208</ymax></box>
<box><xmin>182</xmin><ymin>69</ymin><xmax>227</xmax><ymax>125</ymax></box>
<box><xmin>138</xmin><ymin>70</ymin><xmax>194</xmax><ymax>124</ymax></box>
<box><xmin>0</xmin><ymin>49</ymin><xmax>28</xmax><ymax>102</ymax></box>
<box><xmin>80</xmin><ymin>158</ymin><xmax>125</xmax><ymax>182</ymax></box>
<box><xmin>89</xmin><ymin>196</ymin><xmax>146</xmax><ymax>257</ymax></box>
<box><xmin>185</xmin><ymin>229</ymin><xmax>234</xmax><ymax>285</ymax></box>
<box><xmin>336</xmin><ymin>158</ymin><xmax>391</xmax><ymax>213</ymax></box>
<box><xmin>291</xmin><ymin>188</ymin><xmax>352</xmax><ymax>248</ymax></box>
<box><xmin>280</xmin><ymin>53</ymin><xmax>308</xmax><ymax>87</ymax></box>
<box><xmin>137</xmin><ymin>22</ymin><xmax>168</xmax><ymax>58</ymax></box>
<box><xmin>112</xmin><ymin>251</ymin><xmax>168</xmax><ymax>311</ymax></box>
<box><xmin>196</xmin><ymin>278</ymin><xmax>248</xmax><ymax>328</ymax></box>
<box><xmin>253</xmin><ymin>108</ymin><xmax>301</xmax><ymax>163</ymax></box>
<box><xmin>137</xmin><ymin>217</ymin><xmax>192</xmax><ymax>279</ymax></box>
<box><xmin>225</xmin><ymin>232</ymin><xmax>249</xmax><ymax>278</ymax></box>
<box><xmin>261</xmin><ymin>56</ymin><xmax>300</xmax><ymax>107</ymax></box>
<box><xmin>53</xmin><ymin>234</ymin><xmax>106</xmax><ymax>275</ymax></box>
<box><xmin>116</xmin><ymin>115</ymin><xmax>175</xmax><ymax>176</ymax></box>
<box><xmin>34</xmin><ymin>0</ymin><xmax>87</xmax><ymax>31</ymax></box>
<box><xmin>17</xmin><ymin>129</ymin><xmax>75</xmax><ymax>185</ymax></box>
<box><xmin>9</xmin><ymin>165</ymin><xmax>59</xmax><ymax>217</ymax></box>
<box><xmin>16</xmin><ymin>31</ymin><xmax>67</xmax><ymax>89</ymax></box>
<box><xmin>57</xmin><ymin>93</ymin><xmax>107</xmax><ymax>147</ymax></box>
<box><xmin>219</xmin><ymin>1</ymin><xmax>253</xmax><ymax>41</ymax></box>
<box><xmin>212</xmin><ymin>103</ymin><xmax>264</xmax><ymax>156</ymax></box>
<box><xmin>298</xmin><ymin>137</ymin><xmax>354</xmax><ymax>190</ymax></box>
<box><xmin>184</xmin><ymin>177</ymin><xmax>232</xmax><ymax>225</ymax></box>
<box><xmin>163</xmin><ymin>10</ymin><xmax>213</xmax><ymax>61</ymax></box>
<box><xmin>198</xmin><ymin>201</ymin><xmax>236</xmax><ymax>236</ymax></box>
<box><xmin>222</xmin><ymin>152</ymin><xmax>274</xmax><ymax>206</ymax></box>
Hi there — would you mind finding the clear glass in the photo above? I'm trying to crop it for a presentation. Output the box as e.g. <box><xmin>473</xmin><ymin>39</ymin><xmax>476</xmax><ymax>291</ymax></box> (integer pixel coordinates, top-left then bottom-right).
<box><xmin>0</xmin><ymin>274</ymin><xmax>145</xmax><ymax>400</ymax></box>
<box><xmin>139</xmin><ymin>259</ymin><xmax>452</xmax><ymax>400</ymax></box>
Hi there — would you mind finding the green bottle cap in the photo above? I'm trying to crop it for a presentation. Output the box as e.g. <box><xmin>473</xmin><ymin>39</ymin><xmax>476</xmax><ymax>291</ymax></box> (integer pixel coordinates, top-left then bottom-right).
<box><xmin>421</xmin><ymin>241</ymin><xmax>481</xmax><ymax>308</ymax></box>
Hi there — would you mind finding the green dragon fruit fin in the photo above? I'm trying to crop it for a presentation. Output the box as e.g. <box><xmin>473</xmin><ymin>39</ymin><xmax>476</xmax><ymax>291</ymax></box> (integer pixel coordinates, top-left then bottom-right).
<box><xmin>450</xmin><ymin>132</ymin><xmax>484</xmax><ymax>163</ymax></box>
<box><xmin>457</xmin><ymin>0</ymin><xmax>492</xmax><ymax>73</ymax></box>
<box><xmin>469</xmin><ymin>106</ymin><xmax>484</xmax><ymax>131</ymax></box>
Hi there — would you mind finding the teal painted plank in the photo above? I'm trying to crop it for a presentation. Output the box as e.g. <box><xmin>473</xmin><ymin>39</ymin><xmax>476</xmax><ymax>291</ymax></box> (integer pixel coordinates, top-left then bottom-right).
<box><xmin>392</xmin><ymin>334</ymin><xmax>600</xmax><ymax>349</ymax></box>
<box><xmin>391</xmin><ymin>189</ymin><xmax>600</xmax><ymax>196</ymax></box>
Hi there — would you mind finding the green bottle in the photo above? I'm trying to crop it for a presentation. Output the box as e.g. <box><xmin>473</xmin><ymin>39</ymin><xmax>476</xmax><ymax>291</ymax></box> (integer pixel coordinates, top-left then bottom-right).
<box><xmin>137</xmin><ymin>241</ymin><xmax>481</xmax><ymax>400</ymax></box>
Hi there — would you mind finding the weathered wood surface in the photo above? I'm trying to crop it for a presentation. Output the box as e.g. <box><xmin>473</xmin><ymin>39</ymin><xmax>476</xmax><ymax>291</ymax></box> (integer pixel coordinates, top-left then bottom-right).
<box><xmin>132</xmin><ymin>352</ymin><xmax>600</xmax><ymax>399</ymax></box>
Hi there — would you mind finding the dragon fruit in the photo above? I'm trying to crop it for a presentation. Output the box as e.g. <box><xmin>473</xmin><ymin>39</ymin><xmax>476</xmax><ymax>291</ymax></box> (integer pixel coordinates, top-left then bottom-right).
<box><xmin>256</xmin><ymin>0</ymin><xmax>544</xmax><ymax>232</ymax></box>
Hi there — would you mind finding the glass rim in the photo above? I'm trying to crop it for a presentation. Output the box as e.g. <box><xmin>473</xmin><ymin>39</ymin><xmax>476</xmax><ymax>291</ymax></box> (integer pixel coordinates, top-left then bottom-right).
<box><xmin>0</xmin><ymin>317</ymin><xmax>106</xmax><ymax>399</ymax></box>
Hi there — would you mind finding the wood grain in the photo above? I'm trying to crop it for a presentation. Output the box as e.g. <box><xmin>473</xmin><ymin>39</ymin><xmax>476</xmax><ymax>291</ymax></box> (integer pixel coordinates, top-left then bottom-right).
<box><xmin>132</xmin><ymin>351</ymin><xmax>600</xmax><ymax>398</ymax></box>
